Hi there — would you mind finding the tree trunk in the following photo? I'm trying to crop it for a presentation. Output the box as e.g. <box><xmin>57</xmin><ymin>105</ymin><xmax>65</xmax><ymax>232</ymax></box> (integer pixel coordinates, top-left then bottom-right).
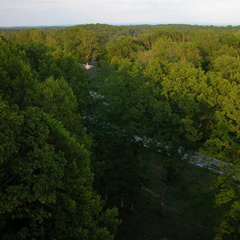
<box><xmin>131</xmin><ymin>202</ymin><xmax>134</xmax><ymax>212</ymax></box>
<box><xmin>161</xmin><ymin>183</ymin><xmax>170</xmax><ymax>217</ymax></box>
<box><xmin>41</xmin><ymin>206</ymin><xmax>44</xmax><ymax>240</ymax></box>
<box><xmin>121</xmin><ymin>197</ymin><xmax>124</xmax><ymax>208</ymax></box>
<box><xmin>105</xmin><ymin>193</ymin><xmax>108</xmax><ymax>201</ymax></box>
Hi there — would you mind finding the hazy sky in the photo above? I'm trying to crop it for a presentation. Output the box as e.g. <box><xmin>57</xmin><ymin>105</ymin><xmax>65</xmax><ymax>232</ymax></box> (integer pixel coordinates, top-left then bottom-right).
<box><xmin>1</xmin><ymin>0</ymin><xmax>240</xmax><ymax>27</ymax></box>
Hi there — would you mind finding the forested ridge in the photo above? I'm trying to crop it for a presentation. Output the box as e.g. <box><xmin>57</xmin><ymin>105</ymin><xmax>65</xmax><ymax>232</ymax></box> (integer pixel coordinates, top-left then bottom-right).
<box><xmin>1</xmin><ymin>24</ymin><xmax>240</xmax><ymax>239</ymax></box>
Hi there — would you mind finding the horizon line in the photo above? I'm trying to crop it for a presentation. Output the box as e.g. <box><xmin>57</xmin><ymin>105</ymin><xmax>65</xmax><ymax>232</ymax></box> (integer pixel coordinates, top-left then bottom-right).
<box><xmin>1</xmin><ymin>22</ymin><xmax>240</xmax><ymax>28</ymax></box>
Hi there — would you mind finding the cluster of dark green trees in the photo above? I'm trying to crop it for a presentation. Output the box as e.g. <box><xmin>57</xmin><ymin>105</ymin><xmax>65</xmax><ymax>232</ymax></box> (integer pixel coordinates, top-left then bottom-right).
<box><xmin>0</xmin><ymin>36</ymin><xmax>120</xmax><ymax>239</ymax></box>
<box><xmin>1</xmin><ymin>24</ymin><xmax>240</xmax><ymax>239</ymax></box>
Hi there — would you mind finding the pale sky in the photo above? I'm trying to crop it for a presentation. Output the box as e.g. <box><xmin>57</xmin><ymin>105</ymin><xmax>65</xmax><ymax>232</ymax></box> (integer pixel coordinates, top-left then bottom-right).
<box><xmin>0</xmin><ymin>0</ymin><xmax>240</xmax><ymax>27</ymax></box>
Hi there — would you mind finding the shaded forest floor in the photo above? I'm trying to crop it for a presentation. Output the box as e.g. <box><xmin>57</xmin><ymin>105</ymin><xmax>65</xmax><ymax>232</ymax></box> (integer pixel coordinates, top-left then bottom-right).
<box><xmin>114</xmin><ymin>152</ymin><xmax>218</xmax><ymax>240</ymax></box>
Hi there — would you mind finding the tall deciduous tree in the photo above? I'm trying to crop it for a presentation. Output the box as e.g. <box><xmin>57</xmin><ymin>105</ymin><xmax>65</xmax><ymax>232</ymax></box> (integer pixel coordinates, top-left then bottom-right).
<box><xmin>107</xmin><ymin>37</ymin><xmax>145</xmax><ymax>63</ymax></box>
<box><xmin>0</xmin><ymin>37</ymin><xmax>36</xmax><ymax>107</ymax></box>
<box><xmin>0</xmin><ymin>105</ymin><xmax>120</xmax><ymax>239</ymax></box>
<box><xmin>193</xmin><ymin>29</ymin><xmax>220</xmax><ymax>70</ymax></box>
<box><xmin>212</xmin><ymin>55</ymin><xmax>240</xmax><ymax>83</ymax></box>
<box><xmin>20</xmin><ymin>43</ymin><xmax>89</xmax><ymax>113</ymax></box>
<box><xmin>63</xmin><ymin>26</ymin><xmax>98</xmax><ymax>62</ymax></box>
<box><xmin>201</xmin><ymin>80</ymin><xmax>240</xmax><ymax>240</ymax></box>
<box><xmin>0</xmin><ymin>37</ymin><xmax>120</xmax><ymax>240</ymax></box>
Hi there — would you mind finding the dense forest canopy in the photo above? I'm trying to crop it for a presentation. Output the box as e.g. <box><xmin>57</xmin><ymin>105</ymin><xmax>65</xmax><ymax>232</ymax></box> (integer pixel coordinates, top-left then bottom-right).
<box><xmin>1</xmin><ymin>23</ymin><xmax>240</xmax><ymax>239</ymax></box>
